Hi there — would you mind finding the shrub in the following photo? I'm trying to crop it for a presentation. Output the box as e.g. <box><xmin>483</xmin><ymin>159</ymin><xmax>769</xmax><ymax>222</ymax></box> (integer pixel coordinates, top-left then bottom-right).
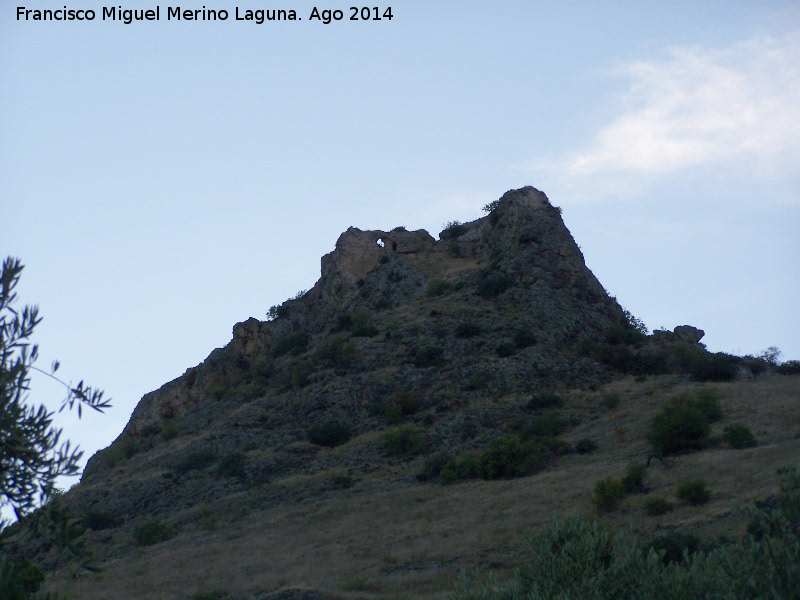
<box><xmin>191</xmin><ymin>591</ymin><xmax>226</xmax><ymax>600</ymax></box>
<box><xmin>83</xmin><ymin>509</ymin><xmax>122</xmax><ymax>530</ymax></box>
<box><xmin>272</xmin><ymin>332</ymin><xmax>310</xmax><ymax>357</ymax></box>
<box><xmin>513</xmin><ymin>329</ymin><xmax>537</xmax><ymax>348</ymax></box>
<box><xmin>496</xmin><ymin>341</ymin><xmax>516</xmax><ymax>357</ymax></box>
<box><xmin>337</xmin><ymin>309</ymin><xmax>379</xmax><ymax>337</ymax></box>
<box><xmin>383</xmin><ymin>425</ymin><xmax>424</xmax><ymax>456</ymax></box>
<box><xmin>644</xmin><ymin>531</ymin><xmax>701</xmax><ymax>565</ymax></box>
<box><xmin>426</xmin><ymin>279</ymin><xmax>451</xmax><ymax>297</ymax></box>
<box><xmin>160</xmin><ymin>420</ymin><xmax>178</xmax><ymax>441</ymax></box>
<box><xmin>139</xmin><ymin>423</ymin><xmax>161</xmax><ymax>437</ymax></box>
<box><xmin>455</xmin><ymin>322</ymin><xmax>481</xmax><ymax>338</ymax></box>
<box><xmin>684</xmin><ymin>350</ymin><xmax>740</xmax><ymax>381</ymax></box>
<box><xmin>315</xmin><ymin>335</ymin><xmax>359</xmax><ymax>369</ymax></box>
<box><xmin>12</xmin><ymin>561</ymin><xmax>45</xmax><ymax>594</ymax></box>
<box><xmin>592</xmin><ymin>476</ymin><xmax>625</xmax><ymax>511</ymax></box>
<box><xmin>308</xmin><ymin>421</ymin><xmax>352</xmax><ymax>447</ymax></box>
<box><xmin>601</xmin><ymin>391</ymin><xmax>621</xmax><ymax>409</ymax></box>
<box><xmin>134</xmin><ymin>518</ymin><xmax>173</xmax><ymax>546</ymax></box>
<box><xmin>646</xmin><ymin>393</ymin><xmax>717</xmax><ymax>456</ymax></box>
<box><xmin>777</xmin><ymin>360</ymin><xmax>800</xmax><ymax>375</ymax></box>
<box><xmin>521</xmin><ymin>412</ymin><xmax>567</xmax><ymax>438</ymax></box>
<box><xmin>275</xmin><ymin>360</ymin><xmax>312</xmax><ymax>389</ymax></box>
<box><xmin>482</xmin><ymin>199</ymin><xmax>500</xmax><ymax>214</ymax></box>
<box><xmin>479</xmin><ymin>435</ymin><xmax>550</xmax><ymax>480</ymax></box>
<box><xmin>644</xmin><ymin>496</ymin><xmax>674</xmax><ymax>516</ymax></box>
<box><xmin>694</xmin><ymin>388</ymin><xmax>723</xmax><ymax>422</ymax></box>
<box><xmin>414</xmin><ymin>346</ymin><xmax>445</xmax><ymax>368</ymax></box>
<box><xmin>216</xmin><ymin>451</ymin><xmax>247</xmax><ymax>480</ymax></box>
<box><xmin>440</xmin><ymin>221</ymin><xmax>467</xmax><ymax>240</ymax></box>
<box><xmin>723</xmin><ymin>423</ymin><xmax>757</xmax><ymax>449</ymax></box>
<box><xmin>476</xmin><ymin>275</ymin><xmax>514</xmax><ymax>299</ymax></box>
<box><xmin>622</xmin><ymin>461</ymin><xmax>647</xmax><ymax>495</ymax></box>
<box><xmin>331</xmin><ymin>475</ymin><xmax>354</xmax><ymax>489</ymax></box>
<box><xmin>676</xmin><ymin>479</ymin><xmax>711</xmax><ymax>505</ymax></box>
<box><xmin>575</xmin><ymin>438</ymin><xmax>598</xmax><ymax>454</ymax></box>
<box><xmin>526</xmin><ymin>392</ymin><xmax>564</xmax><ymax>411</ymax></box>
<box><xmin>176</xmin><ymin>448</ymin><xmax>216</xmax><ymax>475</ymax></box>
<box><xmin>463</xmin><ymin>373</ymin><xmax>486</xmax><ymax>391</ymax></box>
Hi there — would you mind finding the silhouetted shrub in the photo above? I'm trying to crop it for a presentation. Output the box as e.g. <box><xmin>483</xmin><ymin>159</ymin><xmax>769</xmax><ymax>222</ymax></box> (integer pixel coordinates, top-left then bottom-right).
<box><xmin>676</xmin><ymin>479</ymin><xmax>711</xmax><ymax>505</ymax></box>
<box><xmin>272</xmin><ymin>332</ymin><xmax>310</xmax><ymax>357</ymax></box>
<box><xmin>622</xmin><ymin>461</ymin><xmax>647</xmax><ymax>495</ymax></box>
<box><xmin>576</xmin><ymin>438</ymin><xmax>598</xmax><ymax>454</ymax></box>
<box><xmin>12</xmin><ymin>561</ymin><xmax>45</xmax><ymax>594</ymax></box>
<box><xmin>134</xmin><ymin>518</ymin><xmax>173</xmax><ymax>546</ymax></box>
<box><xmin>414</xmin><ymin>346</ymin><xmax>445</xmax><ymax>368</ymax></box>
<box><xmin>592</xmin><ymin>476</ymin><xmax>625</xmax><ymax>511</ymax></box>
<box><xmin>723</xmin><ymin>424</ymin><xmax>757</xmax><ymax>449</ymax></box>
<box><xmin>440</xmin><ymin>220</ymin><xmax>467</xmax><ymax>240</ymax></box>
<box><xmin>526</xmin><ymin>392</ymin><xmax>564</xmax><ymax>411</ymax></box>
<box><xmin>777</xmin><ymin>360</ymin><xmax>800</xmax><ymax>375</ymax></box>
<box><xmin>644</xmin><ymin>496</ymin><xmax>674</xmax><ymax>516</ymax></box>
<box><xmin>383</xmin><ymin>424</ymin><xmax>424</xmax><ymax>456</ymax></box>
<box><xmin>455</xmin><ymin>322</ymin><xmax>481</xmax><ymax>338</ymax></box>
<box><xmin>684</xmin><ymin>350</ymin><xmax>740</xmax><ymax>381</ymax></box>
<box><xmin>176</xmin><ymin>448</ymin><xmax>216</xmax><ymax>475</ymax></box>
<box><xmin>308</xmin><ymin>421</ymin><xmax>352</xmax><ymax>447</ymax></box>
<box><xmin>476</xmin><ymin>274</ymin><xmax>514</xmax><ymax>299</ymax></box>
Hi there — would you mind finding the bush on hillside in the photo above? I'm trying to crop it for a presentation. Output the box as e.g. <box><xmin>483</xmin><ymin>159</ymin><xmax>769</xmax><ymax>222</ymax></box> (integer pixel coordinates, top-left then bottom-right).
<box><xmin>134</xmin><ymin>518</ymin><xmax>173</xmax><ymax>546</ymax></box>
<box><xmin>646</xmin><ymin>392</ymin><xmax>721</xmax><ymax>456</ymax></box>
<box><xmin>643</xmin><ymin>496</ymin><xmax>674</xmax><ymax>516</ymax></box>
<box><xmin>676</xmin><ymin>479</ymin><xmax>711</xmax><ymax>505</ymax></box>
<box><xmin>476</xmin><ymin>275</ymin><xmax>514</xmax><ymax>299</ymax></box>
<box><xmin>592</xmin><ymin>476</ymin><xmax>625</xmax><ymax>512</ymax></box>
<box><xmin>307</xmin><ymin>421</ymin><xmax>352</xmax><ymax>448</ymax></box>
<box><xmin>723</xmin><ymin>423</ymin><xmax>758</xmax><ymax>449</ymax></box>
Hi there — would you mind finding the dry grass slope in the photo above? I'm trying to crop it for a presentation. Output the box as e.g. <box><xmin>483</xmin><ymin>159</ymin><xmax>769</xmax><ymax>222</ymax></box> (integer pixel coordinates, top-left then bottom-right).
<box><xmin>47</xmin><ymin>374</ymin><xmax>800</xmax><ymax>600</ymax></box>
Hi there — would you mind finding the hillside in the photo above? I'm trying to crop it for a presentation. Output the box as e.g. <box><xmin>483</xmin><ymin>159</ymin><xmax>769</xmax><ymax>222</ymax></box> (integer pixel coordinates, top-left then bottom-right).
<box><xmin>9</xmin><ymin>187</ymin><xmax>799</xmax><ymax>600</ymax></box>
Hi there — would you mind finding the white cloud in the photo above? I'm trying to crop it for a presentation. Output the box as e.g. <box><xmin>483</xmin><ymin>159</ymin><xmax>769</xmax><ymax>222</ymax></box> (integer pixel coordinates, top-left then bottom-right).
<box><xmin>535</xmin><ymin>34</ymin><xmax>800</xmax><ymax>179</ymax></box>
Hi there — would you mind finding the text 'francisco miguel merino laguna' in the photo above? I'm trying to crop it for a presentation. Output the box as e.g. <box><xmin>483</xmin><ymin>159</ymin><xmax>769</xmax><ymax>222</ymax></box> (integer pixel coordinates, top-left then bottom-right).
<box><xmin>16</xmin><ymin>6</ymin><xmax>395</xmax><ymax>24</ymax></box>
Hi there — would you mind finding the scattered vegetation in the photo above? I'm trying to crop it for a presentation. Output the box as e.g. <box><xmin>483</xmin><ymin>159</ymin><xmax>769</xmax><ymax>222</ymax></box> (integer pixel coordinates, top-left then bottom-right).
<box><xmin>83</xmin><ymin>509</ymin><xmax>122</xmax><ymax>531</ymax></box>
<box><xmin>513</xmin><ymin>329</ymin><xmax>537</xmax><ymax>349</ymax></box>
<box><xmin>496</xmin><ymin>341</ymin><xmax>516</xmax><ymax>357</ymax></box>
<box><xmin>452</xmin><ymin>466</ymin><xmax>800</xmax><ymax>600</ymax></box>
<box><xmin>315</xmin><ymin>334</ymin><xmax>359</xmax><ymax>370</ymax></box>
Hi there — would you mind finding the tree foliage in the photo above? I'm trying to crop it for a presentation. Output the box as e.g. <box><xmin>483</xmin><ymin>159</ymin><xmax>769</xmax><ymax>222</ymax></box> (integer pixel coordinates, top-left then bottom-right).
<box><xmin>1</xmin><ymin>257</ymin><xmax>110</xmax><ymax>596</ymax></box>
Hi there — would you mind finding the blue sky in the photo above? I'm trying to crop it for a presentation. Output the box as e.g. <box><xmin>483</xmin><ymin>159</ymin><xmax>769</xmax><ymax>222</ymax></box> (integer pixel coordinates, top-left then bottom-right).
<box><xmin>2</xmin><ymin>1</ymin><xmax>798</xmax><ymax>500</ymax></box>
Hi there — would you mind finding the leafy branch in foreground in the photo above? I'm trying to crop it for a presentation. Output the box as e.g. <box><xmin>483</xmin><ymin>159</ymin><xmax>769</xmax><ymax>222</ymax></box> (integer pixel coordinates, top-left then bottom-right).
<box><xmin>1</xmin><ymin>257</ymin><xmax>109</xmax><ymax>519</ymax></box>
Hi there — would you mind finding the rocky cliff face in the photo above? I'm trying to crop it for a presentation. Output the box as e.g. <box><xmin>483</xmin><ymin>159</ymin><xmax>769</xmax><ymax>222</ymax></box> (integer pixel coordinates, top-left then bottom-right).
<box><xmin>69</xmin><ymin>186</ymin><xmax>715</xmax><ymax>526</ymax></box>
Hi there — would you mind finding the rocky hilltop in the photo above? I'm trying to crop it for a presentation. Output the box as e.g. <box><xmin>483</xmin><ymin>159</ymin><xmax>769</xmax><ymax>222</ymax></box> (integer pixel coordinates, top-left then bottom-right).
<box><xmin>16</xmin><ymin>186</ymin><xmax>789</xmax><ymax>600</ymax></box>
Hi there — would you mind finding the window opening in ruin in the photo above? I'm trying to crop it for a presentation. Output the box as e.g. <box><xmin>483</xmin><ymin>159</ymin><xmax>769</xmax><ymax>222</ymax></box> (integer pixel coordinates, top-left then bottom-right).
<box><xmin>377</xmin><ymin>239</ymin><xmax>385</xmax><ymax>248</ymax></box>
